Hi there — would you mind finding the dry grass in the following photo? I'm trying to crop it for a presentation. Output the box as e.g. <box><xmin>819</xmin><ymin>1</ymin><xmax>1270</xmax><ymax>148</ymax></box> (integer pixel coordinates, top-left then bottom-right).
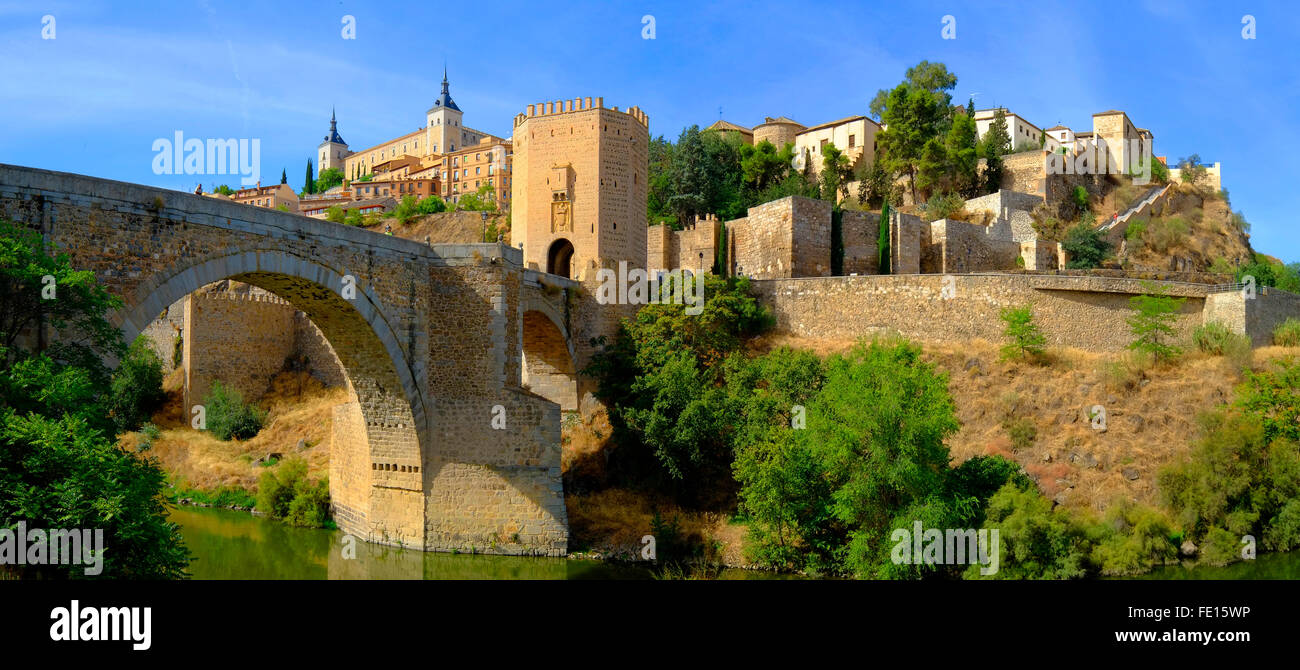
<box><xmin>363</xmin><ymin>210</ymin><xmax>510</xmax><ymax>246</ymax></box>
<box><xmin>123</xmin><ymin>371</ymin><xmax>349</xmax><ymax>492</ymax></box>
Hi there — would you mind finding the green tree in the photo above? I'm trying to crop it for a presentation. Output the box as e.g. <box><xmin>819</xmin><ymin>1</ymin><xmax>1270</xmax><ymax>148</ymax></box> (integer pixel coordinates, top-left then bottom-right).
<box><xmin>325</xmin><ymin>205</ymin><xmax>345</xmax><ymax>223</ymax></box>
<box><xmin>819</xmin><ymin>142</ymin><xmax>853</xmax><ymax>206</ymax></box>
<box><xmin>855</xmin><ymin>160</ymin><xmax>891</xmax><ymax>209</ymax></box>
<box><xmin>1061</xmin><ymin>223</ymin><xmax>1111</xmax><ymax>269</ymax></box>
<box><xmin>314</xmin><ymin>167</ymin><xmax>344</xmax><ymax>194</ymax></box>
<box><xmin>870</xmin><ymin>60</ymin><xmax>957</xmax><ymax>121</ymax></box>
<box><xmin>945</xmin><ymin>106</ymin><xmax>979</xmax><ymax>197</ymax></box>
<box><xmin>1126</xmin><ymin>282</ymin><xmax>1186</xmax><ymax>361</ymax></box>
<box><xmin>1177</xmin><ymin>153</ymin><xmax>1207</xmax><ymax>184</ymax></box>
<box><xmin>876</xmin><ymin>84</ymin><xmax>947</xmax><ymax>204</ymax></box>
<box><xmin>106</xmin><ymin>336</ymin><xmax>166</xmax><ymax>434</ymax></box>
<box><xmin>304</xmin><ymin>159</ymin><xmax>314</xmax><ymax>195</ymax></box>
<box><xmin>0</xmin><ymin>219</ymin><xmax>189</xmax><ymax>578</ymax></box>
<box><xmin>977</xmin><ymin>109</ymin><xmax>1011</xmax><ymax>194</ymax></box>
<box><xmin>969</xmin><ymin>482</ymin><xmax>1094</xmax><ymax>579</ymax></box>
<box><xmin>456</xmin><ymin>183</ymin><xmax>498</xmax><ymax>212</ymax></box>
<box><xmin>999</xmin><ymin>304</ymin><xmax>1046</xmax><ymax>361</ymax></box>
<box><xmin>740</xmin><ymin>139</ymin><xmax>794</xmax><ymax>194</ymax></box>
<box><xmin>280</xmin><ymin>168</ymin><xmax>287</xmax><ymax>185</ymax></box>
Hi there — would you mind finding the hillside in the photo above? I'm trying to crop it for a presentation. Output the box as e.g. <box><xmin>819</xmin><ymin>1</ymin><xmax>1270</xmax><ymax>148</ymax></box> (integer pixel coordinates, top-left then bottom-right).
<box><xmin>1118</xmin><ymin>183</ymin><xmax>1253</xmax><ymax>273</ymax></box>
<box><xmin>361</xmin><ymin>210</ymin><xmax>511</xmax><ymax>246</ymax></box>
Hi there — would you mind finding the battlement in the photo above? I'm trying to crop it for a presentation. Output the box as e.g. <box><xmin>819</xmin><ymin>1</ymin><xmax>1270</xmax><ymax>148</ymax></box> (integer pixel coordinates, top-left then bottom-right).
<box><xmin>514</xmin><ymin>97</ymin><xmax>649</xmax><ymax>129</ymax></box>
<box><xmin>193</xmin><ymin>289</ymin><xmax>293</xmax><ymax>307</ymax></box>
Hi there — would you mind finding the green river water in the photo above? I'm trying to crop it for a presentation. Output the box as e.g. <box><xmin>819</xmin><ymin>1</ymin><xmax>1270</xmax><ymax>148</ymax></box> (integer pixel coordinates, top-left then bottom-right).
<box><xmin>172</xmin><ymin>505</ymin><xmax>1300</xmax><ymax>580</ymax></box>
<box><xmin>171</xmin><ymin>505</ymin><xmax>788</xmax><ymax>580</ymax></box>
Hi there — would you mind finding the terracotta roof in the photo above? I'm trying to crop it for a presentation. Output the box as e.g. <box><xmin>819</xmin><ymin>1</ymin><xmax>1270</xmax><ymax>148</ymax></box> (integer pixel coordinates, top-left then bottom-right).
<box><xmin>1044</xmin><ymin>125</ymin><xmax>1070</xmax><ymax>131</ymax></box>
<box><xmin>707</xmin><ymin>119</ymin><xmax>753</xmax><ymax>133</ymax></box>
<box><xmin>755</xmin><ymin>116</ymin><xmax>804</xmax><ymax>128</ymax></box>
<box><xmin>798</xmin><ymin>115</ymin><xmax>874</xmax><ymax>134</ymax></box>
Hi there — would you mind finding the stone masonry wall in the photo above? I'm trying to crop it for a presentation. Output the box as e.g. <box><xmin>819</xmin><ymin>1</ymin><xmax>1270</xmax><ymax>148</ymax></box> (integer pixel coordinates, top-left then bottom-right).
<box><xmin>140</xmin><ymin>295</ymin><xmax>186</xmax><ymax>372</ymax></box>
<box><xmin>841</xmin><ymin>210</ymin><xmax>879</xmax><ymax>275</ymax></box>
<box><xmin>964</xmin><ymin>189</ymin><xmax>1044</xmax><ymax>221</ymax></box>
<box><xmin>1205</xmin><ymin>288</ymin><xmax>1300</xmax><ymax>347</ymax></box>
<box><xmin>183</xmin><ymin>289</ymin><xmax>297</xmax><ymax>412</ymax></box>
<box><xmin>752</xmin><ymin>274</ymin><xmax>1211</xmax><ymax>352</ymax></box>
<box><xmin>926</xmin><ymin>219</ymin><xmax>1021</xmax><ymax>274</ymax></box>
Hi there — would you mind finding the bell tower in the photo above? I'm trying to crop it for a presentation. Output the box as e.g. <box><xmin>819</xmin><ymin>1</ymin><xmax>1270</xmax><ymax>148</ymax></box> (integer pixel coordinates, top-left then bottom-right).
<box><xmin>318</xmin><ymin>107</ymin><xmax>350</xmax><ymax>173</ymax></box>
<box><xmin>425</xmin><ymin>68</ymin><xmax>464</xmax><ymax>155</ymax></box>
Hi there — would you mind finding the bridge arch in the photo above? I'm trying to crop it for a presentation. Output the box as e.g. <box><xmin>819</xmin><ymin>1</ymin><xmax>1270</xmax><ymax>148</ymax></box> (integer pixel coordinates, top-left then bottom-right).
<box><xmin>117</xmin><ymin>248</ymin><xmax>428</xmax><ymax>547</ymax></box>
<box><xmin>521</xmin><ymin>304</ymin><xmax>577</xmax><ymax>412</ymax></box>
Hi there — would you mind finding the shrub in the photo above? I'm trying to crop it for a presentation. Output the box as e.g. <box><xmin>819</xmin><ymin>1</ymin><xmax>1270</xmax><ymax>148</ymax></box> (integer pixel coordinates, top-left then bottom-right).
<box><xmin>416</xmin><ymin>195</ymin><xmax>447</xmax><ymax>215</ymax></box>
<box><xmin>1099</xmin><ymin>350</ymin><xmax>1152</xmax><ymax>392</ymax></box>
<box><xmin>1002</xmin><ymin>416</ymin><xmax>1037</xmax><ymax>451</ymax></box>
<box><xmin>923</xmin><ymin>192</ymin><xmax>966</xmax><ymax>222</ymax></box>
<box><xmin>285</xmin><ymin>476</ymin><xmax>330</xmax><ymax>528</ymax></box>
<box><xmin>107</xmin><ymin>336</ymin><xmax>166</xmax><ymax>433</ymax></box>
<box><xmin>1090</xmin><ymin>503</ymin><xmax>1178</xmax><ymax>576</ymax></box>
<box><xmin>1147</xmin><ymin>216</ymin><xmax>1188</xmax><ymax>253</ymax></box>
<box><xmin>256</xmin><ymin>456</ymin><xmax>331</xmax><ymax>527</ymax></box>
<box><xmin>1124</xmin><ymin>218</ymin><xmax>1146</xmax><ymax>241</ymax></box>
<box><xmin>201</xmin><ymin>380</ymin><xmax>265</xmax><ymax>441</ymax></box>
<box><xmin>1061</xmin><ymin>223</ymin><xmax>1111</xmax><ymax>269</ymax></box>
<box><xmin>968</xmin><ymin>482</ymin><xmax>1093</xmax><ymax>579</ymax></box>
<box><xmin>393</xmin><ymin>195</ymin><xmax>420</xmax><ymax>224</ymax></box>
<box><xmin>1072</xmin><ymin>185</ymin><xmax>1089</xmax><ymax>212</ymax></box>
<box><xmin>325</xmin><ymin>205</ymin><xmax>345</xmax><ymax>223</ymax></box>
<box><xmin>999</xmin><ymin>304</ymin><xmax>1046</xmax><ymax>361</ymax></box>
<box><xmin>1193</xmin><ymin>322</ymin><xmax>1249</xmax><ymax>356</ymax></box>
<box><xmin>172</xmin><ymin>334</ymin><xmax>183</xmax><ymax>367</ymax></box>
<box><xmin>1274</xmin><ymin>318</ymin><xmax>1300</xmax><ymax>347</ymax></box>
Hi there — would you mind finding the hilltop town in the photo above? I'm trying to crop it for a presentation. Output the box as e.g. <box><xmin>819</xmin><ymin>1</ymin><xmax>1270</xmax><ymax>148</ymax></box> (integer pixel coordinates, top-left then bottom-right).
<box><xmin>6</xmin><ymin>57</ymin><xmax>1298</xmax><ymax>582</ymax></box>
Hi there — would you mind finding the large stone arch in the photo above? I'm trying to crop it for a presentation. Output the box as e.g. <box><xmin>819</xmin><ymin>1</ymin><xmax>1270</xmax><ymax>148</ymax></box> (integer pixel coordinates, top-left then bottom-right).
<box><xmin>116</xmin><ymin>248</ymin><xmax>428</xmax><ymax>547</ymax></box>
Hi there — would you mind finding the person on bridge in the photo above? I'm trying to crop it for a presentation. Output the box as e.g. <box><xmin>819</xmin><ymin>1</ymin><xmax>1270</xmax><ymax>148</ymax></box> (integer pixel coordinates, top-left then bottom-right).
<box><xmin>385</xmin><ymin>225</ymin><xmax>393</xmax><ymax>236</ymax></box>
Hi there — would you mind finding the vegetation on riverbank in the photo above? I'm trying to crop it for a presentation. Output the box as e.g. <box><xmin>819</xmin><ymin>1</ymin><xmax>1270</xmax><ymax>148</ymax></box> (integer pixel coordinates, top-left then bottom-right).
<box><xmin>0</xmin><ymin>219</ymin><xmax>189</xmax><ymax>579</ymax></box>
<box><xmin>572</xmin><ymin>270</ymin><xmax>1300</xmax><ymax>578</ymax></box>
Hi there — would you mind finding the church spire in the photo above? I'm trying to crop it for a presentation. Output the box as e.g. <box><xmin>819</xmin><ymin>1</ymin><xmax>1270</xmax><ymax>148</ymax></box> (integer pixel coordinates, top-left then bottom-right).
<box><xmin>431</xmin><ymin>66</ymin><xmax>460</xmax><ymax>112</ymax></box>
<box><xmin>324</xmin><ymin>107</ymin><xmax>345</xmax><ymax>145</ymax></box>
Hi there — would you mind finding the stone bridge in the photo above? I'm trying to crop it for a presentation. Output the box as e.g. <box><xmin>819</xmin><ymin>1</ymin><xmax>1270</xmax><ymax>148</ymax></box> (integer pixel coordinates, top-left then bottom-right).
<box><xmin>0</xmin><ymin>164</ymin><xmax>590</xmax><ymax>556</ymax></box>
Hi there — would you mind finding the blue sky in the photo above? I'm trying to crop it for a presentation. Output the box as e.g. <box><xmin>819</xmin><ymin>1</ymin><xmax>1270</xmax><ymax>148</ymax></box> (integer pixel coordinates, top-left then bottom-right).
<box><xmin>2</xmin><ymin>0</ymin><xmax>1297</xmax><ymax>262</ymax></box>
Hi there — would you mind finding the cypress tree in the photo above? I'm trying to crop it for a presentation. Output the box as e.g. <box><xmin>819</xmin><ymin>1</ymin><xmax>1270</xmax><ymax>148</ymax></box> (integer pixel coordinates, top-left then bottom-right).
<box><xmin>304</xmin><ymin>159</ymin><xmax>315</xmax><ymax>195</ymax></box>
<box><xmin>280</xmin><ymin>168</ymin><xmax>287</xmax><ymax>184</ymax></box>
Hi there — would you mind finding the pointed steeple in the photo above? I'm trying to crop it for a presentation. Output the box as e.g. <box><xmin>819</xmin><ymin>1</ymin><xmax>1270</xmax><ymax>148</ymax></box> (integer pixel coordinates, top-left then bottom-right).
<box><xmin>431</xmin><ymin>66</ymin><xmax>461</xmax><ymax>112</ymax></box>
<box><xmin>324</xmin><ymin>107</ymin><xmax>346</xmax><ymax>145</ymax></box>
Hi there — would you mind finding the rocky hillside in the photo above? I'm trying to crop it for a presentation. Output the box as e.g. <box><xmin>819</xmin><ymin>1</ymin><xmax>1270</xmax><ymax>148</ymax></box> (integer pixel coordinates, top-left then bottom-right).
<box><xmin>1118</xmin><ymin>183</ymin><xmax>1253</xmax><ymax>273</ymax></box>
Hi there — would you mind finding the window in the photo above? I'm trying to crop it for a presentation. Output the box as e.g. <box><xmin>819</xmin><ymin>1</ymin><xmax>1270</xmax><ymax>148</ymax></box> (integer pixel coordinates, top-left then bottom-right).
<box><xmin>819</xmin><ymin>139</ymin><xmax>828</xmax><ymax>149</ymax></box>
<box><xmin>848</xmin><ymin>135</ymin><xmax>855</xmax><ymax>148</ymax></box>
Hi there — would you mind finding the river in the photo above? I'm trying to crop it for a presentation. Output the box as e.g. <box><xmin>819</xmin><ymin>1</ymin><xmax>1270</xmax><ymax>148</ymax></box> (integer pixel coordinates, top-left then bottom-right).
<box><xmin>172</xmin><ymin>505</ymin><xmax>1300</xmax><ymax>580</ymax></box>
<box><xmin>171</xmin><ymin>505</ymin><xmax>789</xmax><ymax>580</ymax></box>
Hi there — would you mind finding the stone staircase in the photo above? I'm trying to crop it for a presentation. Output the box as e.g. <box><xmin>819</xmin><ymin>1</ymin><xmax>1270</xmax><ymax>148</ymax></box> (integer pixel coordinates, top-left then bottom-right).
<box><xmin>1098</xmin><ymin>183</ymin><xmax>1169</xmax><ymax>233</ymax></box>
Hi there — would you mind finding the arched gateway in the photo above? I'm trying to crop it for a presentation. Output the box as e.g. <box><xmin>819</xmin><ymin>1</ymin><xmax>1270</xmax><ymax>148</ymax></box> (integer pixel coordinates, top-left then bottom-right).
<box><xmin>0</xmin><ymin>164</ymin><xmax>567</xmax><ymax>556</ymax></box>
